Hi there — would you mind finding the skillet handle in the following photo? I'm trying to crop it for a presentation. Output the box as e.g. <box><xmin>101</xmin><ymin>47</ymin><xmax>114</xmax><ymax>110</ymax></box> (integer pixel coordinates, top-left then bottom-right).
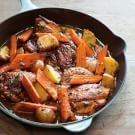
<box><xmin>20</xmin><ymin>0</ymin><xmax>37</xmax><ymax>12</ymax></box>
<box><xmin>62</xmin><ymin>117</ymin><xmax>93</xmax><ymax>132</ymax></box>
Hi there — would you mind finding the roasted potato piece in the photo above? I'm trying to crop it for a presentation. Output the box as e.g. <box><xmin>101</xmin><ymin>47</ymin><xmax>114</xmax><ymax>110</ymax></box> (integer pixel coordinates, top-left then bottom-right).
<box><xmin>44</xmin><ymin>64</ymin><xmax>61</xmax><ymax>83</ymax></box>
<box><xmin>104</xmin><ymin>57</ymin><xmax>119</xmax><ymax>76</ymax></box>
<box><xmin>17</xmin><ymin>47</ymin><xmax>24</xmax><ymax>54</ymax></box>
<box><xmin>34</xmin><ymin>82</ymin><xmax>50</xmax><ymax>102</ymax></box>
<box><xmin>36</xmin><ymin>108</ymin><xmax>56</xmax><ymax>123</ymax></box>
<box><xmin>37</xmin><ymin>34</ymin><xmax>59</xmax><ymax>51</ymax></box>
<box><xmin>82</xmin><ymin>29</ymin><xmax>96</xmax><ymax>46</ymax></box>
<box><xmin>86</xmin><ymin>58</ymin><xmax>97</xmax><ymax>72</ymax></box>
<box><xmin>31</xmin><ymin>60</ymin><xmax>44</xmax><ymax>72</ymax></box>
<box><xmin>0</xmin><ymin>46</ymin><xmax>9</xmax><ymax>61</ymax></box>
<box><xmin>101</xmin><ymin>73</ymin><xmax>116</xmax><ymax>89</ymax></box>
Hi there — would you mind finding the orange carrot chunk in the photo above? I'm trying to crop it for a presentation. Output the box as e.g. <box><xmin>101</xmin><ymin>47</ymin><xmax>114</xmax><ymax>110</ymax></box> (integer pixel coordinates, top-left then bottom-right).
<box><xmin>36</xmin><ymin>69</ymin><xmax>58</xmax><ymax>100</ymax></box>
<box><xmin>22</xmin><ymin>74</ymin><xmax>41</xmax><ymax>103</ymax></box>
<box><xmin>18</xmin><ymin>28</ymin><xmax>33</xmax><ymax>42</ymax></box>
<box><xmin>10</xmin><ymin>35</ymin><xmax>17</xmax><ymax>62</ymax></box>
<box><xmin>76</xmin><ymin>43</ymin><xmax>87</xmax><ymax>68</ymax></box>
<box><xmin>14</xmin><ymin>102</ymin><xmax>57</xmax><ymax>112</ymax></box>
<box><xmin>0</xmin><ymin>53</ymin><xmax>45</xmax><ymax>73</ymax></box>
<box><xmin>58</xmin><ymin>86</ymin><xmax>76</xmax><ymax>122</ymax></box>
<box><xmin>68</xmin><ymin>29</ymin><xmax>82</xmax><ymax>46</ymax></box>
<box><xmin>69</xmin><ymin>75</ymin><xmax>102</xmax><ymax>85</ymax></box>
<box><xmin>69</xmin><ymin>29</ymin><xmax>93</xmax><ymax>56</ymax></box>
<box><xmin>96</xmin><ymin>46</ymin><xmax>108</xmax><ymax>75</ymax></box>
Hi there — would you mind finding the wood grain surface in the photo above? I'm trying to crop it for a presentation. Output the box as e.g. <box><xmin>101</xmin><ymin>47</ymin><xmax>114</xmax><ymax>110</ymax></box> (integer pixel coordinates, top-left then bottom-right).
<box><xmin>0</xmin><ymin>0</ymin><xmax>134</xmax><ymax>134</ymax></box>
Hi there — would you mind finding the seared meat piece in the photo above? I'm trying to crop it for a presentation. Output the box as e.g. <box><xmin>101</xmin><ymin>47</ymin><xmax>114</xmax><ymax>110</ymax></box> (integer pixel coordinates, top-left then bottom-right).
<box><xmin>35</xmin><ymin>17</ymin><xmax>53</xmax><ymax>33</ymax></box>
<box><xmin>63</xmin><ymin>67</ymin><xmax>93</xmax><ymax>76</ymax></box>
<box><xmin>62</xmin><ymin>67</ymin><xmax>93</xmax><ymax>83</ymax></box>
<box><xmin>68</xmin><ymin>84</ymin><xmax>110</xmax><ymax>101</ymax></box>
<box><xmin>71</xmin><ymin>100</ymin><xmax>97</xmax><ymax>115</ymax></box>
<box><xmin>0</xmin><ymin>71</ymin><xmax>35</xmax><ymax>102</ymax></box>
<box><xmin>51</xmin><ymin>41</ymin><xmax>76</xmax><ymax>69</ymax></box>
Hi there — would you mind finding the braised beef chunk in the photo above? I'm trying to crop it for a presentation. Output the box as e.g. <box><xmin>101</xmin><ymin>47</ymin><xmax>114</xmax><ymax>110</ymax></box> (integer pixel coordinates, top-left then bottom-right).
<box><xmin>0</xmin><ymin>71</ymin><xmax>35</xmax><ymax>102</ymax></box>
<box><xmin>50</xmin><ymin>41</ymin><xmax>76</xmax><ymax>69</ymax></box>
<box><xmin>68</xmin><ymin>84</ymin><xmax>110</xmax><ymax>101</ymax></box>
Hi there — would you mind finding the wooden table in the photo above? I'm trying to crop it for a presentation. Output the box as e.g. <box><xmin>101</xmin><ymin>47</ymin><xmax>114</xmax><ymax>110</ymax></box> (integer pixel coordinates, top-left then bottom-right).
<box><xmin>0</xmin><ymin>0</ymin><xmax>134</xmax><ymax>134</ymax></box>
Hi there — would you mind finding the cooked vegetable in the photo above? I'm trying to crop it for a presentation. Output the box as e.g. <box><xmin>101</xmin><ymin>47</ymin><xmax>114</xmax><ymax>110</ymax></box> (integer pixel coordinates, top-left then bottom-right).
<box><xmin>86</xmin><ymin>58</ymin><xmax>97</xmax><ymax>72</ymax></box>
<box><xmin>82</xmin><ymin>29</ymin><xmax>96</xmax><ymax>46</ymax></box>
<box><xmin>17</xmin><ymin>47</ymin><xmax>24</xmax><ymax>54</ymax></box>
<box><xmin>0</xmin><ymin>46</ymin><xmax>9</xmax><ymax>61</ymax></box>
<box><xmin>76</xmin><ymin>43</ymin><xmax>87</xmax><ymax>68</ymax></box>
<box><xmin>35</xmin><ymin>82</ymin><xmax>50</xmax><ymax>102</ymax></box>
<box><xmin>14</xmin><ymin>102</ymin><xmax>57</xmax><ymax>112</ymax></box>
<box><xmin>36</xmin><ymin>108</ymin><xmax>56</xmax><ymax>123</ymax></box>
<box><xmin>23</xmin><ymin>40</ymin><xmax>37</xmax><ymax>52</ymax></box>
<box><xmin>101</xmin><ymin>73</ymin><xmax>115</xmax><ymax>89</ymax></box>
<box><xmin>0</xmin><ymin>53</ymin><xmax>45</xmax><ymax>73</ymax></box>
<box><xmin>96</xmin><ymin>46</ymin><xmax>108</xmax><ymax>75</ymax></box>
<box><xmin>37</xmin><ymin>34</ymin><xmax>59</xmax><ymax>51</ymax></box>
<box><xmin>58</xmin><ymin>86</ymin><xmax>76</xmax><ymax>122</ymax></box>
<box><xmin>18</xmin><ymin>28</ymin><xmax>33</xmax><ymax>42</ymax></box>
<box><xmin>44</xmin><ymin>64</ymin><xmax>61</xmax><ymax>83</ymax></box>
<box><xmin>10</xmin><ymin>35</ymin><xmax>17</xmax><ymax>62</ymax></box>
<box><xmin>35</xmin><ymin>33</ymin><xmax>69</xmax><ymax>42</ymax></box>
<box><xmin>69</xmin><ymin>74</ymin><xmax>102</xmax><ymax>85</ymax></box>
<box><xmin>104</xmin><ymin>57</ymin><xmax>119</xmax><ymax>76</ymax></box>
<box><xmin>69</xmin><ymin>29</ymin><xmax>93</xmax><ymax>56</ymax></box>
<box><xmin>22</xmin><ymin>74</ymin><xmax>41</xmax><ymax>103</ymax></box>
<box><xmin>31</xmin><ymin>60</ymin><xmax>44</xmax><ymax>73</ymax></box>
<box><xmin>36</xmin><ymin>69</ymin><xmax>58</xmax><ymax>100</ymax></box>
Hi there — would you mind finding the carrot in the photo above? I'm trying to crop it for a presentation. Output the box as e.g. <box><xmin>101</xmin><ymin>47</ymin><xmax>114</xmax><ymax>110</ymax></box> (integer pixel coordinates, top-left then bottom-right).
<box><xmin>35</xmin><ymin>32</ymin><xmax>69</xmax><ymax>42</ymax></box>
<box><xmin>0</xmin><ymin>64</ymin><xmax>13</xmax><ymax>74</ymax></box>
<box><xmin>0</xmin><ymin>53</ymin><xmax>45</xmax><ymax>73</ymax></box>
<box><xmin>69</xmin><ymin>29</ymin><xmax>93</xmax><ymax>56</ymax></box>
<box><xmin>96</xmin><ymin>46</ymin><xmax>108</xmax><ymax>75</ymax></box>
<box><xmin>14</xmin><ymin>102</ymin><xmax>57</xmax><ymax>113</ymax></box>
<box><xmin>69</xmin><ymin>75</ymin><xmax>102</xmax><ymax>85</ymax></box>
<box><xmin>22</xmin><ymin>74</ymin><xmax>41</xmax><ymax>103</ymax></box>
<box><xmin>18</xmin><ymin>28</ymin><xmax>33</xmax><ymax>42</ymax></box>
<box><xmin>10</xmin><ymin>35</ymin><xmax>17</xmax><ymax>62</ymax></box>
<box><xmin>68</xmin><ymin>29</ymin><xmax>81</xmax><ymax>46</ymax></box>
<box><xmin>76</xmin><ymin>43</ymin><xmax>87</xmax><ymax>68</ymax></box>
<box><xmin>58</xmin><ymin>86</ymin><xmax>76</xmax><ymax>122</ymax></box>
<box><xmin>36</xmin><ymin>69</ymin><xmax>58</xmax><ymax>100</ymax></box>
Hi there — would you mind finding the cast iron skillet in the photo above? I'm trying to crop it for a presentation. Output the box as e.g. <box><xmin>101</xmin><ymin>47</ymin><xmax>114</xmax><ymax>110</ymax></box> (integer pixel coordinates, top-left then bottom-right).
<box><xmin>0</xmin><ymin>0</ymin><xmax>126</xmax><ymax>132</ymax></box>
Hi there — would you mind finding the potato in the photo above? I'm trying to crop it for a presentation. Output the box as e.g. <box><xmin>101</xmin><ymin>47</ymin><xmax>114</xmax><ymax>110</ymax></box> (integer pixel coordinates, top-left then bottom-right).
<box><xmin>0</xmin><ymin>46</ymin><xmax>9</xmax><ymax>61</ymax></box>
<box><xmin>86</xmin><ymin>58</ymin><xmax>97</xmax><ymax>72</ymax></box>
<box><xmin>35</xmin><ymin>82</ymin><xmax>50</xmax><ymax>102</ymax></box>
<box><xmin>36</xmin><ymin>108</ymin><xmax>56</xmax><ymax>123</ymax></box>
<box><xmin>104</xmin><ymin>57</ymin><xmax>119</xmax><ymax>76</ymax></box>
<box><xmin>37</xmin><ymin>34</ymin><xmax>59</xmax><ymax>51</ymax></box>
<box><xmin>44</xmin><ymin>64</ymin><xmax>61</xmax><ymax>83</ymax></box>
<box><xmin>101</xmin><ymin>73</ymin><xmax>116</xmax><ymax>89</ymax></box>
<box><xmin>31</xmin><ymin>60</ymin><xmax>44</xmax><ymax>72</ymax></box>
<box><xmin>17</xmin><ymin>47</ymin><xmax>24</xmax><ymax>54</ymax></box>
<box><xmin>82</xmin><ymin>29</ymin><xmax>96</xmax><ymax>46</ymax></box>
